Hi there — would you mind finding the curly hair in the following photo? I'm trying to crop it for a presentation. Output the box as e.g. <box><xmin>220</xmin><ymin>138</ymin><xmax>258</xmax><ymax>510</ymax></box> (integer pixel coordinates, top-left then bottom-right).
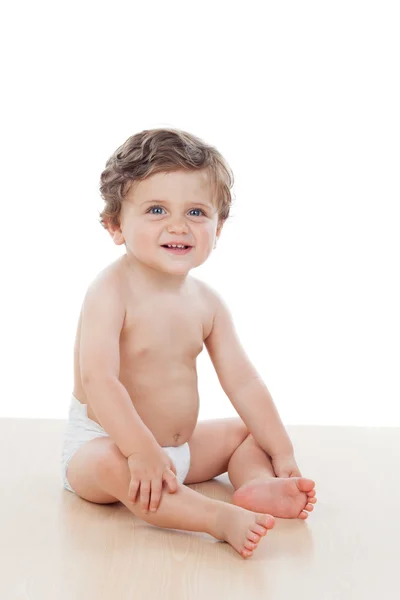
<box><xmin>98</xmin><ymin>128</ymin><xmax>235</xmax><ymax>229</ymax></box>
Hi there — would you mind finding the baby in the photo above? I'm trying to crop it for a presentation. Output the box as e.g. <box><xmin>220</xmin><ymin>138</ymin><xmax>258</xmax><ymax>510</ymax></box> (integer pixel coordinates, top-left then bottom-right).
<box><xmin>61</xmin><ymin>128</ymin><xmax>317</xmax><ymax>559</ymax></box>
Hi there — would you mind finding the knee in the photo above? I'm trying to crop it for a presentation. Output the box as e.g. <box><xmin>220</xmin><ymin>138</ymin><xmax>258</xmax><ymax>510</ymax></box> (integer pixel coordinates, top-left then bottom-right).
<box><xmin>97</xmin><ymin>441</ymin><xmax>128</xmax><ymax>480</ymax></box>
<box><xmin>231</xmin><ymin>418</ymin><xmax>249</xmax><ymax>448</ymax></box>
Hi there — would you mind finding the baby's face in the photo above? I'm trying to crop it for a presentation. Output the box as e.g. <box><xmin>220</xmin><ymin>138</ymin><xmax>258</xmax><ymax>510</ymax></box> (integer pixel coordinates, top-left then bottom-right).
<box><xmin>112</xmin><ymin>169</ymin><xmax>221</xmax><ymax>275</ymax></box>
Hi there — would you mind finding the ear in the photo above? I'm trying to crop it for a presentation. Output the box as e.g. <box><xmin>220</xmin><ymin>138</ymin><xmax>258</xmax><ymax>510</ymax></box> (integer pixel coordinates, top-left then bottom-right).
<box><xmin>105</xmin><ymin>219</ymin><xmax>125</xmax><ymax>246</ymax></box>
<box><xmin>214</xmin><ymin>221</ymin><xmax>224</xmax><ymax>247</ymax></box>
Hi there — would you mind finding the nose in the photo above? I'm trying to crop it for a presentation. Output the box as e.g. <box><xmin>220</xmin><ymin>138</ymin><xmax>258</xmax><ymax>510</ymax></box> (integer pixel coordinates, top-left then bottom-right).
<box><xmin>167</xmin><ymin>219</ymin><xmax>189</xmax><ymax>234</ymax></box>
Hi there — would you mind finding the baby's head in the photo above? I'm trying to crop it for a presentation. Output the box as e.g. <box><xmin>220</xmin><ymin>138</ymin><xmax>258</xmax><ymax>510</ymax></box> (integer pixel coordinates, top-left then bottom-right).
<box><xmin>98</xmin><ymin>128</ymin><xmax>234</xmax><ymax>275</ymax></box>
<box><xmin>99</xmin><ymin>128</ymin><xmax>234</xmax><ymax>231</ymax></box>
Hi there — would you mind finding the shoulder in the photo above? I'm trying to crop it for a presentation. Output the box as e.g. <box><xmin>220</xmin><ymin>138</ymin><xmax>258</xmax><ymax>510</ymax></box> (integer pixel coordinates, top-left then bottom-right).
<box><xmin>188</xmin><ymin>276</ymin><xmax>228</xmax><ymax>321</ymax></box>
<box><xmin>189</xmin><ymin>275</ymin><xmax>218</xmax><ymax>301</ymax></box>
<box><xmin>84</xmin><ymin>257</ymin><xmax>127</xmax><ymax>303</ymax></box>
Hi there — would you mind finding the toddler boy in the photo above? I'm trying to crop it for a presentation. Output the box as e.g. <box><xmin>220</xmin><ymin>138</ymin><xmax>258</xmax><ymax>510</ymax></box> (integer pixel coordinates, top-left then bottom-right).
<box><xmin>61</xmin><ymin>128</ymin><xmax>317</xmax><ymax>559</ymax></box>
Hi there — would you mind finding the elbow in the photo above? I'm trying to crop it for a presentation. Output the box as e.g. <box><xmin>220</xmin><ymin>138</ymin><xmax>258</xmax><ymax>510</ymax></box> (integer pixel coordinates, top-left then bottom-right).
<box><xmin>228</xmin><ymin>373</ymin><xmax>262</xmax><ymax>399</ymax></box>
<box><xmin>81</xmin><ymin>372</ymin><xmax>96</xmax><ymax>388</ymax></box>
<box><xmin>81</xmin><ymin>373</ymin><xmax>118</xmax><ymax>389</ymax></box>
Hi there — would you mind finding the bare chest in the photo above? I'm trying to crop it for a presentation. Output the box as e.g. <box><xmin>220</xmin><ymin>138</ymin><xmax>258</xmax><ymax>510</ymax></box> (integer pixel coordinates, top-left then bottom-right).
<box><xmin>120</xmin><ymin>295</ymin><xmax>212</xmax><ymax>364</ymax></box>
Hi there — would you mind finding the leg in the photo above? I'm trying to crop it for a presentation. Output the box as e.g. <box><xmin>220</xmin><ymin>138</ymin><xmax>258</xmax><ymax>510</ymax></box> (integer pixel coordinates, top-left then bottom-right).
<box><xmin>227</xmin><ymin>432</ymin><xmax>276</xmax><ymax>489</ymax></box>
<box><xmin>228</xmin><ymin>433</ymin><xmax>318</xmax><ymax>519</ymax></box>
<box><xmin>66</xmin><ymin>436</ymin><xmax>275</xmax><ymax>559</ymax></box>
<box><xmin>184</xmin><ymin>417</ymin><xmax>249</xmax><ymax>485</ymax></box>
<box><xmin>182</xmin><ymin>418</ymin><xmax>317</xmax><ymax>520</ymax></box>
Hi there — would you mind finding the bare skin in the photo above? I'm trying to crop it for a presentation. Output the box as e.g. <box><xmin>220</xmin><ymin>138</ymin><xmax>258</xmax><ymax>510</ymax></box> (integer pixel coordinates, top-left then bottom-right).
<box><xmin>227</xmin><ymin>433</ymin><xmax>317</xmax><ymax>519</ymax></box>
<box><xmin>216</xmin><ymin>509</ymin><xmax>275</xmax><ymax>558</ymax></box>
<box><xmin>95</xmin><ymin>444</ymin><xmax>276</xmax><ymax>559</ymax></box>
<box><xmin>70</xmin><ymin>256</ymin><xmax>317</xmax><ymax>557</ymax></box>
<box><xmin>71</xmin><ymin>257</ymin><xmax>278</xmax><ymax>558</ymax></box>
<box><xmin>66</xmin><ymin>170</ymin><xmax>317</xmax><ymax>559</ymax></box>
<box><xmin>72</xmin><ymin>256</ymin><xmax>212</xmax><ymax>448</ymax></box>
<box><xmin>232</xmin><ymin>476</ymin><xmax>317</xmax><ymax>519</ymax></box>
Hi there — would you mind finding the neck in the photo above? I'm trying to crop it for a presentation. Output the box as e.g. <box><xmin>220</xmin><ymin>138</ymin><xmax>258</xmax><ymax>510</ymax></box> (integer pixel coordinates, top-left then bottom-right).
<box><xmin>121</xmin><ymin>253</ymin><xmax>190</xmax><ymax>293</ymax></box>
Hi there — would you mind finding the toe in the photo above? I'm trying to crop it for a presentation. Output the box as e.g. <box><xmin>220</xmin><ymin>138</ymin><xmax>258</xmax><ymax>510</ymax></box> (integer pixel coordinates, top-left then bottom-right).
<box><xmin>252</xmin><ymin>524</ymin><xmax>268</xmax><ymax>537</ymax></box>
<box><xmin>305</xmin><ymin>503</ymin><xmax>314</xmax><ymax>511</ymax></box>
<box><xmin>297</xmin><ymin>478</ymin><xmax>315</xmax><ymax>493</ymax></box>
<box><xmin>242</xmin><ymin>549</ymin><xmax>253</xmax><ymax>558</ymax></box>
<box><xmin>245</xmin><ymin>540</ymin><xmax>257</xmax><ymax>550</ymax></box>
<box><xmin>248</xmin><ymin>531</ymin><xmax>261</xmax><ymax>543</ymax></box>
<box><xmin>309</xmin><ymin>497</ymin><xmax>317</xmax><ymax>504</ymax></box>
<box><xmin>308</xmin><ymin>490</ymin><xmax>316</xmax><ymax>498</ymax></box>
<box><xmin>299</xmin><ymin>511</ymin><xmax>308</xmax><ymax>519</ymax></box>
<box><xmin>256</xmin><ymin>514</ymin><xmax>275</xmax><ymax>529</ymax></box>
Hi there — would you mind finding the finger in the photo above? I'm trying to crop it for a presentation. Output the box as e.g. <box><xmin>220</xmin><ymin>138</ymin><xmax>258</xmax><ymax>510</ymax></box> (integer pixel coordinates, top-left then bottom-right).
<box><xmin>140</xmin><ymin>481</ymin><xmax>151</xmax><ymax>513</ymax></box>
<box><xmin>129</xmin><ymin>480</ymin><xmax>139</xmax><ymax>504</ymax></box>
<box><xmin>164</xmin><ymin>469</ymin><xmax>178</xmax><ymax>493</ymax></box>
<box><xmin>149</xmin><ymin>481</ymin><xmax>163</xmax><ymax>512</ymax></box>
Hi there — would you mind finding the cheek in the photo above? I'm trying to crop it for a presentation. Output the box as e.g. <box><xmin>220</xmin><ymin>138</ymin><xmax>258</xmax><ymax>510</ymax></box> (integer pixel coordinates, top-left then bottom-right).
<box><xmin>132</xmin><ymin>227</ymin><xmax>156</xmax><ymax>247</ymax></box>
<box><xmin>197</xmin><ymin>224</ymin><xmax>217</xmax><ymax>249</ymax></box>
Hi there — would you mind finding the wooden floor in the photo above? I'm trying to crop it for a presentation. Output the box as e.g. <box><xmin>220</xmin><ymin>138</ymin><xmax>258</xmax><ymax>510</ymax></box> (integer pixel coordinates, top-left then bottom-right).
<box><xmin>1</xmin><ymin>420</ymin><xmax>399</xmax><ymax>600</ymax></box>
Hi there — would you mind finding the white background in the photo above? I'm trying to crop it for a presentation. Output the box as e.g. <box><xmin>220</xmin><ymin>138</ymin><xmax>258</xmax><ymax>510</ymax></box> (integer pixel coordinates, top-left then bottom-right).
<box><xmin>1</xmin><ymin>1</ymin><xmax>398</xmax><ymax>425</ymax></box>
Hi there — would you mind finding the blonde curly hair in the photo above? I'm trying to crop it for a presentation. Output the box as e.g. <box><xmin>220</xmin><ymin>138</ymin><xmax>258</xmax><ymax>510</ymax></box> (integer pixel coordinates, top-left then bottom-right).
<box><xmin>98</xmin><ymin>127</ymin><xmax>235</xmax><ymax>229</ymax></box>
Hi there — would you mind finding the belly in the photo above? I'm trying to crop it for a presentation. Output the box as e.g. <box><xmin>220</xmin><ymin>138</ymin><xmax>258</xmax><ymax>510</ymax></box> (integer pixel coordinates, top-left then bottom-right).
<box><xmin>73</xmin><ymin>330</ymin><xmax>202</xmax><ymax>447</ymax></box>
<box><xmin>121</xmin><ymin>374</ymin><xmax>200</xmax><ymax>447</ymax></box>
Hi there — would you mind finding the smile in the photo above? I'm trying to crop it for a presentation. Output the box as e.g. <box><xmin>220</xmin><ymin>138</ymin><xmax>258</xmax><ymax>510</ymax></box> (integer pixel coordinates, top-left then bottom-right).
<box><xmin>161</xmin><ymin>245</ymin><xmax>193</xmax><ymax>255</ymax></box>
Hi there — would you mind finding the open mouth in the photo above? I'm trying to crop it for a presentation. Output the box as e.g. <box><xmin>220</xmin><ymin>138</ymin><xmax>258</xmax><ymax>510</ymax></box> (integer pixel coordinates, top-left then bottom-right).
<box><xmin>161</xmin><ymin>245</ymin><xmax>193</xmax><ymax>255</ymax></box>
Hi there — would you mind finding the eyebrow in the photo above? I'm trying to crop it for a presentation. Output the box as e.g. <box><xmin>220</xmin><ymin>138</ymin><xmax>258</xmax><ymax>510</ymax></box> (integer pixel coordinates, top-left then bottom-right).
<box><xmin>140</xmin><ymin>199</ymin><xmax>214</xmax><ymax>210</ymax></box>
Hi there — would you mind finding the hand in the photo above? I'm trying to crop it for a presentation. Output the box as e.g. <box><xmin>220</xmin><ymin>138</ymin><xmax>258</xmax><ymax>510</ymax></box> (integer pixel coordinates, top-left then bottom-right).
<box><xmin>271</xmin><ymin>453</ymin><xmax>302</xmax><ymax>478</ymax></box>
<box><xmin>127</xmin><ymin>442</ymin><xmax>178</xmax><ymax>513</ymax></box>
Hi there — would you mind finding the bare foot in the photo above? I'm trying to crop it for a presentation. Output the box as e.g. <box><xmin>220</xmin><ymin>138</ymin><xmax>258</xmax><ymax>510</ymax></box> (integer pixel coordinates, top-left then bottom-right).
<box><xmin>232</xmin><ymin>476</ymin><xmax>317</xmax><ymax>519</ymax></box>
<box><xmin>210</xmin><ymin>502</ymin><xmax>275</xmax><ymax>559</ymax></box>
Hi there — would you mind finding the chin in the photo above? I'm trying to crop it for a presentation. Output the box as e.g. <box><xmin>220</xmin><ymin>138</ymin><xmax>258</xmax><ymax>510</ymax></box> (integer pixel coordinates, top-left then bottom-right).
<box><xmin>165</xmin><ymin>266</ymin><xmax>191</xmax><ymax>276</ymax></box>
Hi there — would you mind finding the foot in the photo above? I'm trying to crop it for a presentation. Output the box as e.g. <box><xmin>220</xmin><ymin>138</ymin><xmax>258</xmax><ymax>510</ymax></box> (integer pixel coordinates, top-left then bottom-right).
<box><xmin>232</xmin><ymin>476</ymin><xmax>317</xmax><ymax>519</ymax></box>
<box><xmin>210</xmin><ymin>502</ymin><xmax>275</xmax><ymax>559</ymax></box>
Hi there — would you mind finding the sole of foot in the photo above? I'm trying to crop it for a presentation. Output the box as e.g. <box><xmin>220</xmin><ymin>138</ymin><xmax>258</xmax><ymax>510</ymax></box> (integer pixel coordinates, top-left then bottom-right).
<box><xmin>232</xmin><ymin>476</ymin><xmax>317</xmax><ymax>519</ymax></box>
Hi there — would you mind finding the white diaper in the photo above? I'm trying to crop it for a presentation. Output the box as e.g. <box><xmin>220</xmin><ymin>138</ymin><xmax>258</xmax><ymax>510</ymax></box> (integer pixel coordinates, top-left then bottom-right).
<box><xmin>61</xmin><ymin>394</ymin><xmax>191</xmax><ymax>493</ymax></box>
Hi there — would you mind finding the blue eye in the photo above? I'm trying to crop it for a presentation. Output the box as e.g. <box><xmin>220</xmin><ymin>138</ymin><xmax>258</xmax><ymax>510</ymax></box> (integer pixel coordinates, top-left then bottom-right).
<box><xmin>148</xmin><ymin>206</ymin><xmax>165</xmax><ymax>215</ymax></box>
<box><xmin>147</xmin><ymin>206</ymin><xmax>205</xmax><ymax>216</ymax></box>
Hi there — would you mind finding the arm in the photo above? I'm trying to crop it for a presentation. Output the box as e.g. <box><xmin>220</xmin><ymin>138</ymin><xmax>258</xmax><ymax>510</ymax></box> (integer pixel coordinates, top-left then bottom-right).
<box><xmin>204</xmin><ymin>286</ymin><xmax>293</xmax><ymax>459</ymax></box>
<box><xmin>79</xmin><ymin>275</ymin><xmax>159</xmax><ymax>458</ymax></box>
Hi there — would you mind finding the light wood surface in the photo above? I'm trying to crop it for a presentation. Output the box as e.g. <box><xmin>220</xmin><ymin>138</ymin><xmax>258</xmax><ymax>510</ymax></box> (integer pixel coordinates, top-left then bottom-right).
<box><xmin>1</xmin><ymin>419</ymin><xmax>399</xmax><ymax>599</ymax></box>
